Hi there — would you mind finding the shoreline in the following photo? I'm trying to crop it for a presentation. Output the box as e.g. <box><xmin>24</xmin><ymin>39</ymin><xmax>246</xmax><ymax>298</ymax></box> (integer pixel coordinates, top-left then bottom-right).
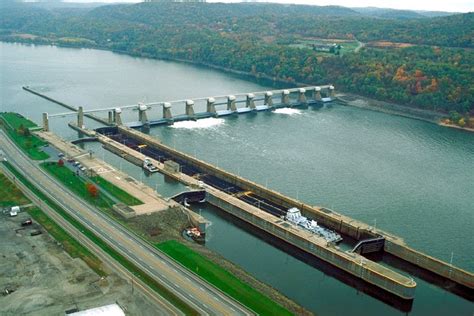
<box><xmin>337</xmin><ymin>93</ymin><xmax>474</xmax><ymax>133</ymax></box>
<box><xmin>3</xmin><ymin>39</ymin><xmax>473</xmax><ymax>133</ymax></box>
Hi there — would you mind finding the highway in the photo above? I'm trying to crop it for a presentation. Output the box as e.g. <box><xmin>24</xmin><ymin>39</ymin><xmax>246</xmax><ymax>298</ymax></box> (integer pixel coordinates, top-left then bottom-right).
<box><xmin>0</xmin><ymin>130</ymin><xmax>252</xmax><ymax>316</ymax></box>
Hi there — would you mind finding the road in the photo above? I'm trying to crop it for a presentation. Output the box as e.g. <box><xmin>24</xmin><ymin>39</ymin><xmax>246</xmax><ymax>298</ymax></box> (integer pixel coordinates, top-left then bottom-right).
<box><xmin>0</xmin><ymin>130</ymin><xmax>252</xmax><ymax>316</ymax></box>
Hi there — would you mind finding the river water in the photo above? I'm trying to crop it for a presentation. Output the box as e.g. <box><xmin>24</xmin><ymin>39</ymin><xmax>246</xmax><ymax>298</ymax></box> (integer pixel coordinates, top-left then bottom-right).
<box><xmin>1</xmin><ymin>42</ymin><xmax>473</xmax><ymax>315</ymax></box>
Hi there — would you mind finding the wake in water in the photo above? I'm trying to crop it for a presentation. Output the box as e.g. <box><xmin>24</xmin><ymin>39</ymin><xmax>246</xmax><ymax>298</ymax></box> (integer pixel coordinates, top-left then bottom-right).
<box><xmin>171</xmin><ymin>117</ymin><xmax>225</xmax><ymax>129</ymax></box>
<box><xmin>273</xmin><ymin>108</ymin><xmax>302</xmax><ymax>115</ymax></box>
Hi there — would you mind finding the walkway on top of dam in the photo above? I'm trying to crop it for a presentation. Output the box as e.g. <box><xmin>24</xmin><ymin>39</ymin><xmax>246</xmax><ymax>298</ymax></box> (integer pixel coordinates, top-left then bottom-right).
<box><xmin>37</xmin><ymin>85</ymin><xmax>337</xmax><ymax>130</ymax></box>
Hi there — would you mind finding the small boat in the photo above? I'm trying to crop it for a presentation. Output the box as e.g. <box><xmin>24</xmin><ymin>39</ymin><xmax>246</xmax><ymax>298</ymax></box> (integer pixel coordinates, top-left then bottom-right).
<box><xmin>185</xmin><ymin>227</ymin><xmax>205</xmax><ymax>243</ymax></box>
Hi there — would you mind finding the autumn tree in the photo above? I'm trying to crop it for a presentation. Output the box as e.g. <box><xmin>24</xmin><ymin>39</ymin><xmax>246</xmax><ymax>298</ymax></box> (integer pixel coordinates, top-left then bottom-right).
<box><xmin>86</xmin><ymin>183</ymin><xmax>99</xmax><ymax>198</ymax></box>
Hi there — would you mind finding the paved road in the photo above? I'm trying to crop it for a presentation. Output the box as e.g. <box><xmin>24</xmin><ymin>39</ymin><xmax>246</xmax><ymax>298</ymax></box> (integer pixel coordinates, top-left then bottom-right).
<box><xmin>0</xmin><ymin>130</ymin><xmax>252</xmax><ymax>316</ymax></box>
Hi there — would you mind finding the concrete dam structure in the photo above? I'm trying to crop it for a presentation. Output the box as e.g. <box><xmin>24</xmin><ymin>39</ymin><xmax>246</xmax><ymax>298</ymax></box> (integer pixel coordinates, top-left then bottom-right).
<box><xmin>37</xmin><ymin>85</ymin><xmax>336</xmax><ymax>131</ymax></box>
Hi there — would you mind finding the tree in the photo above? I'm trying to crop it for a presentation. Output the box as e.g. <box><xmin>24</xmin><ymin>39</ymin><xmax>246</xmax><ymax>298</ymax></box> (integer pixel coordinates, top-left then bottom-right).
<box><xmin>86</xmin><ymin>183</ymin><xmax>99</xmax><ymax>198</ymax></box>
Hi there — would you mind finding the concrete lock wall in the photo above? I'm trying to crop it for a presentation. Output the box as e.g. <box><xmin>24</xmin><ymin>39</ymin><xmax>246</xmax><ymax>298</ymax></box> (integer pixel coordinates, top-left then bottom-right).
<box><xmin>206</xmin><ymin>192</ymin><xmax>415</xmax><ymax>299</ymax></box>
<box><xmin>385</xmin><ymin>240</ymin><xmax>474</xmax><ymax>289</ymax></box>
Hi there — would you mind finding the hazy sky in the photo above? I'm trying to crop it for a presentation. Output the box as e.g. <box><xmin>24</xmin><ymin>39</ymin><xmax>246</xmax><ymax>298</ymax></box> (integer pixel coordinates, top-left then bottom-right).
<box><xmin>63</xmin><ymin>0</ymin><xmax>474</xmax><ymax>13</ymax></box>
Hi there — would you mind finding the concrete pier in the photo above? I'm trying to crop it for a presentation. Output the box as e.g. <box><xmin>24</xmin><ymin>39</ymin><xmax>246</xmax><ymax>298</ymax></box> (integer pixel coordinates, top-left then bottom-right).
<box><xmin>227</xmin><ymin>95</ymin><xmax>237</xmax><ymax>112</ymax></box>
<box><xmin>246</xmin><ymin>94</ymin><xmax>256</xmax><ymax>109</ymax></box>
<box><xmin>314</xmin><ymin>87</ymin><xmax>322</xmax><ymax>102</ymax></box>
<box><xmin>138</xmin><ymin>104</ymin><xmax>148</xmax><ymax>125</ymax></box>
<box><xmin>281</xmin><ymin>90</ymin><xmax>290</xmax><ymax>106</ymax></box>
<box><xmin>207</xmin><ymin>98</ymin><xmax>216</xmax><ymax>114</ymax></box>
<box><xmin>185</xmin><ymin>100</ymin><xmax>195</xmax><ymax>118</ymax></box>
<box><xmin>114</xmin><ymin>108</ymin><xmax>123</xmax><ymax>126</ymax></box>
<box><xmin>298</xmin><ymin>88</ymin><xmax>307</xmax><ymax>105</ymax></box>
<box><xmin>77</xmin><ymin>106</ymin><xmax>84</xmax><ymax>128</ymax></box>
<box><xmin>42</xmin><ymin>112</ymin><xmax>49</xmax><ymax>132</ymax></box>
<box><xmin>264</xmin><ymin>91</ymin><xmax>273</xmax><ymax>107</ymax></box>
<box><xmin>163</xmin><ymin>102</ymin><xmax>173</xmax><ymax>121</ymax></box>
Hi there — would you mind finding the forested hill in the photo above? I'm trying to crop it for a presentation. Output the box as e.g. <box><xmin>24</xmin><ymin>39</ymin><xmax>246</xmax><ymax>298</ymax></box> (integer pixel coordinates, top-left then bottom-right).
<box><xmin>1</xmin><ymin>2</ymin><xmax>473</xmax><ymax>123</ymax></box>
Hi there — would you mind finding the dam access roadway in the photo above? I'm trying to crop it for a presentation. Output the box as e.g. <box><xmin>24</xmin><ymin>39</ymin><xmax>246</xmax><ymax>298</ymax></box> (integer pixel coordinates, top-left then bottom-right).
<box><xmin>0</xmin><ymin>129</ymin><xmax>253</xmax><ymax>316</ymax></box>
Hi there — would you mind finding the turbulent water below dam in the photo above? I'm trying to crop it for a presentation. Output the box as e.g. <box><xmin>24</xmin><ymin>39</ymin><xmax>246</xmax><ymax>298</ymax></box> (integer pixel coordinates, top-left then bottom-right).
<box><xmin>1</xmin><ymin>42</ymin><xmax>473</xmax><ymax>315</ymax></box>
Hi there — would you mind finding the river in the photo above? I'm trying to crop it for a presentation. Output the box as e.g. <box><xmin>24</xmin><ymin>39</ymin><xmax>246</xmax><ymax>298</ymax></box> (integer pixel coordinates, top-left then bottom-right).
<box><xmin>1</xmin><ymin>42</ymin><xmax>473</xmax><ymax>315</ymax></box>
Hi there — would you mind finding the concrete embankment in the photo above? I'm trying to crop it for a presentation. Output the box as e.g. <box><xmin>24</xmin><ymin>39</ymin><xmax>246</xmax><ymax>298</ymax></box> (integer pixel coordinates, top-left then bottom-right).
<box><xmin>115</xmin><ymin>125</ymin><xmax>474</xmax><ymax>293</ymax></box>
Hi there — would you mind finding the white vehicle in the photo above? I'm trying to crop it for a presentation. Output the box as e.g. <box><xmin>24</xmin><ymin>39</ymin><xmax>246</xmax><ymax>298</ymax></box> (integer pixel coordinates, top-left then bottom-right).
<box><xmin>9</xmin><ymin>206</ymin><xmax>20</xmax><ymax>217</ymax></box>
<box><xmin>143</xmin><ymin>158</ymin><xmax>158</xmax><ymax>173</ymax></box>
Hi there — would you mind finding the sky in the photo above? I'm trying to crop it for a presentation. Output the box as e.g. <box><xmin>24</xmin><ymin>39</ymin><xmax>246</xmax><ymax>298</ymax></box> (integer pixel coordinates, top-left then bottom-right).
<box><xmin>62</xmin><ymin>0</ymin><xmax>474</xmax><ymax>13</ymax></box>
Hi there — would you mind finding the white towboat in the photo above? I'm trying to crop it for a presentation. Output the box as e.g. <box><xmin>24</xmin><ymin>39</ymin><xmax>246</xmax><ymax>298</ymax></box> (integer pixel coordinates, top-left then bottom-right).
<box><xmin>285</xmin><ymin>207</ymin><xmax>342</xmax><ymax>243</ymax></box>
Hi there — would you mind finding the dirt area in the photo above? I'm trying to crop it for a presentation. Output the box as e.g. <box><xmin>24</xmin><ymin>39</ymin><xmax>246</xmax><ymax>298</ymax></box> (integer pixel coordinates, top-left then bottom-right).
<box><xmin>0</xmin><ymin>212</ymin><xmax>159</xmax><ymax>316</ymax></box>
<box><xmin>127</xmin><ymin>206</ymin><xmax>191</xmax><ymax>243</ymax></box>
<box><xmin>366</xmin><ymin>41</ymin><xmax>415</xmax><ymax>48</ymax></box>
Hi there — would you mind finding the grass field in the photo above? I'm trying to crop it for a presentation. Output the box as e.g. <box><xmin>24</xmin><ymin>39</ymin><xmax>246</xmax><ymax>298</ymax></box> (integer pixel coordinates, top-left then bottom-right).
<box><xmin>0</xmin><ymin>172</ymin><xmax>30</xmax><ymax>207</ymax></box>
<box><xmin>41</xmin><ymin>162</ymin><xmax>116</xmax><ymax>210</ymax></box>
<box><xmin>2</xmin><ymin>161</ymin><xmax>197</xmax><ymax>315</ymax></box>
<box><xmin>91</xmin><ymin>176</ymin><xmax>142</xmax><ymax>206</ymax></box>
<box><xmin>157</xmin><ymin>240</ymin><xmax>293</xmax><ymax>316</ymax></box>
<box><xmin>0</xmin><ymin>112</ymin><xmax>49</xmax><ymax>160</ymax></box>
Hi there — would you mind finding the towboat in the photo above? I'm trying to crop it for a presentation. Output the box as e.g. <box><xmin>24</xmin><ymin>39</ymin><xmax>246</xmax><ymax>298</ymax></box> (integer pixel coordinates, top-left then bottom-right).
<box><xmin>285</xmin><ymin>207</ymin><xmax>342</xmax><ymax>243</ymax></box>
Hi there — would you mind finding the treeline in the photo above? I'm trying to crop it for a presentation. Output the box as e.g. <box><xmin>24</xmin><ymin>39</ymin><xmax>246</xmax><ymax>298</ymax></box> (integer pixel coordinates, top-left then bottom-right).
<box><xmin>1</xmin><ymin>2</ymin><xmax>473</xmax><ymax>117</ymax></box>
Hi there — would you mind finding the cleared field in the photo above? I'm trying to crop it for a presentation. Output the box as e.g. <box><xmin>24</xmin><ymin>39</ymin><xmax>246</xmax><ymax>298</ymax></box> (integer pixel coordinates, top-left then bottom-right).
<box><xmin>289</xmin><ymin>38</ymin><xmax>359</xmax><ymax>55</ymax></box>
<box><xmin>157</xmin><ymin>240</ymin><xmax>293</xmax><ymax>316</ymax></box>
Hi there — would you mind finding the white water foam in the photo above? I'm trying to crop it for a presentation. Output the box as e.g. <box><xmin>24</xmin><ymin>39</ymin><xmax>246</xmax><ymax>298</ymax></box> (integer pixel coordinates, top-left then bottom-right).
<box><xmin>171</xmin><ymin>117</ymin><xmax>225</xmax><ymax>129</ymax></box>
<box><xmin>273</xmin><ymin>108</ymin><xmax>302</xmax><ymax>115</ymax></box>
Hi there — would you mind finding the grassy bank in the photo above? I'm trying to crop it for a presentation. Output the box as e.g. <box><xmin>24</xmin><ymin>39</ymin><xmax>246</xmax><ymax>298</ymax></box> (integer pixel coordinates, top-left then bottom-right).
<box><xmin>91</xmin><ymin>176</ymin><xmax>142</xmax><ymax>206</ymax></box>
<box><xmin>0</xmin><ymin>112</ymin><xmax>49</xmax><ymax>160</ymax></box>
<box><xmin>157</xmin><ymin>240</ymin><xmax>293</xmax><ymax>316</ymax></box>
<box><xmin>2</xmin><ymin>161</ymin><xmax>197</xmax><ymax>315</ymax></box>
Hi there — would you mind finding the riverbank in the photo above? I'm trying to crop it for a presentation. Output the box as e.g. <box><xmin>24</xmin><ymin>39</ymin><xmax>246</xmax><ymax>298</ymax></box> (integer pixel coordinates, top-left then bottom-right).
<box><xmin>336</xmin><ymin>93</ymin><xmax>444</xmax><ymax>123</ymax></box>
<box><xmin>337</xmin><ymin>93</ymin><xmax>474</xmax><ymax>133</ymax></box>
